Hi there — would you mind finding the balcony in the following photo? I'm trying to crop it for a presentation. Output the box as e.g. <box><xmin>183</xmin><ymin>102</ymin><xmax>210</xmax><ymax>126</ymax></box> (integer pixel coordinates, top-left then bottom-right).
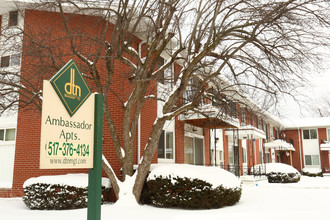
<box><xmin>178</xmin><ymin>103</ymin><xmax>239</xmax><ymax>128</ymax></box>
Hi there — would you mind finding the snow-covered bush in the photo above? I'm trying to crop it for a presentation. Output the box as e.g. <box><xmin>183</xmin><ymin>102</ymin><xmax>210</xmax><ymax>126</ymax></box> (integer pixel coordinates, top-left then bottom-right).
<box><xmin>22</xmin><ymin>174</ymin><xmax>111</xmax><ymax>210</ymax></box>
<box><xmin>302</xmin><ymin>168</ymin><xmax>323</xmax><ymax>177</ymax></box>
<box><xmin>252</xmin><ymin>163</ymin><xmax>301</xmax><ymax>183</ymax></box>
<box><xmin>140</xmin><ymin>164</ymin><xmax>241</xmax><ymax>209</ymax></box>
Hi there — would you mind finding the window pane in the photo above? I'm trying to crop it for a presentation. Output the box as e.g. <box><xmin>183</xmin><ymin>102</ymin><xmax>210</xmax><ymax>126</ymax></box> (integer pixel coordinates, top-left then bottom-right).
<box><xmin>312</xmin><ymin>155</ymin><xmax>320</xmax><ymax>165</ymax></box>
<box><xmin>10</xmin><ymin>54</ymin><xmax>21</xmax><ymax>66</ymax></box>
<box><xmin>305</xmin><ymin>155</ymin><xmax>312</xmax><ymax>165</ymax></box>
<box><xmin>157</xmin><ymin>57</ymin><xmax>165</xmax><ymax>84</ymax></box>
<box><xmin>9</xmin><ymin>11</ymin><xmax>18</xmax><ymax>26</ymax></box>
<box><xmin>1</xmin><ymin>56</ymin><xmax>10</xmax><ymax>68</ymax></box>
<box><xmin>229</xmin><ymin>144</ymin><xmax>234</xmax><ymax>164</ymax></box>
<box><xmin>310</xmin><ymin>129</ymin><xmax>317</xmax><ymax>139</ymax></box>
<box><xmin>327</xmin><ymin>129</ymin><xmax>330</xmax><ymax>141</ymax></box>
<box><xmin>184</xmin><ymin>136</ymin><xmax>194</xmax><ymax>164</ymax></box>
<box><xmin>194</xmin><ymin>138</ymin><xmax>204</xmax><ymax>165</ymax></box>
<box><xmin>243</xmin><ymin>148</ymin><xmax>247</xmax><ymax>163</ymax></box>
<box><xmin>5</xmin><ymin>129</ymin><xmax>16</xmax><ymax>141</ymax></box>
<box><xmin>303</xmin><ymin>130</ymin><xmax>310</xmax><ymax>139</ymax></box>
<box><xmin>165</xmin><ymin>131</ymin><xmax>173</xmax><ymax>159</ymax></box>
<box><xmin>158</xmin><ymin>131</ymin><xmax>165</xmax><ymax>158</ymax></box>
<box><xmin>0</xmin><ymin>129</ymin><xmax>4</xmax><ymax>141</ymax></box>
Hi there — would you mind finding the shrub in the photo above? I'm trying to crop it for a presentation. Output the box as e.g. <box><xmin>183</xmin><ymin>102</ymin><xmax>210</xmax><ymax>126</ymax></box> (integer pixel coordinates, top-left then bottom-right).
<box><xmin>267</xmin><ymin>172</ymin><xmax>300</xmax><ymax>183</ymax></box>
<box><xmin>140</xmin><ymin>164</ymin><xmax>242</xmax><ymax>209</ymax></box>
<box><xmin>23</xmin><ymin>183</ymin><xmax>111</xmax><ymax>210</ymax></box>
<box><xmin>302</xmin><ymin>168</ymin><xmax>323</xmax><ymax>177</ymax></box>
<box><xmin>22</xmin><ymin>174</ymin><xmax>111</xmax><ymax>210</ymax></box>
<box><xmin>252</xmin><ymin>163</ymin><xmax>301</xmax><ymax>183</ymax></box>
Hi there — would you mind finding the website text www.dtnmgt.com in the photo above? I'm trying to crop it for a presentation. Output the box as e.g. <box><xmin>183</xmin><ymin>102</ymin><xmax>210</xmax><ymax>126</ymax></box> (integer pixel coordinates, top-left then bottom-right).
<box><xmin>50</xmin><ymin>158</ymin><xmax>86</xmax><ymax>166</ymax></box>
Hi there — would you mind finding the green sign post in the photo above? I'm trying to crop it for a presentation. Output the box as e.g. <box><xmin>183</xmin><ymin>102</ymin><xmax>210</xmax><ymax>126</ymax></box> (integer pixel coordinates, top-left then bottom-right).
<box><xmin>87</xmin><ymin>93</ymin><xmax>103</xmax><ymax>220</ymax></box>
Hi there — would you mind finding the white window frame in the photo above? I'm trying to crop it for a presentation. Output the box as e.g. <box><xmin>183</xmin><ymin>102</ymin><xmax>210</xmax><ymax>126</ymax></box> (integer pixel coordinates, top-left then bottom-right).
<box><xmin>158</xmin><ymin>129</ymin><xmax>175</xmax><ymax>163</ymax></box>
<box><xmin>303</xmin><ymin>129</ymin><xmax>318</xmax><ymax>140</ymax></box>
<box><xmin>304</xmin><ymin>154</ymin><xmax>320</xmax><ymax>166</ymax></box>
<box><xmin>0</xmin><ymin>128</ymin><xmax>16</xmax><ymax>143</ymax></box>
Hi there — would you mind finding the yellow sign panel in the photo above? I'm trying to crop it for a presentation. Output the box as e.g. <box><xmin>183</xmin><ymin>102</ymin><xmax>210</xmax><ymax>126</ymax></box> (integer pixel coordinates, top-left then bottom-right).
<box><xmin>40</xmin><ymin>81</ymin><xmax>94</xmax><ymax>169</ymax></box>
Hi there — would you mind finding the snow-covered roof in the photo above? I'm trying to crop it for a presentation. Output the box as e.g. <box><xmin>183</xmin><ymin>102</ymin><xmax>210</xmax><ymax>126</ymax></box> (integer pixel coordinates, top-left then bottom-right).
<box><xmin>320</xmin><ymin>143</ymin><xmax>330</xmax><ymax>151</ymax></box>
<box><xmin>264</xmin><ymin>139</ymin><xmax>295</xmax><ymax>151</ymax></box>
<box><xmin>282</xmin><ymin>117</ymin><xmax>330</xmax><ymax>129</ymax></box>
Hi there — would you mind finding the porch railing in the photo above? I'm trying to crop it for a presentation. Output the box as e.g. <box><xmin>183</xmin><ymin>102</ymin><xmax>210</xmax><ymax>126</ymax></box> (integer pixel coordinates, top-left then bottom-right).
<box><xmin>216</xmin><ymin>163</ymin><xmax>267</xmax><ymax>177</ymax></box>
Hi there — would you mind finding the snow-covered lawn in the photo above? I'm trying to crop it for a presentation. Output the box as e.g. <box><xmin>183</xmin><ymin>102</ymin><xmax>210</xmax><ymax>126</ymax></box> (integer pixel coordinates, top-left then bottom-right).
<box><xmin>1</xmin><ymin>175</ymin><xmax>330</xmax><ymax>220</ymax></box>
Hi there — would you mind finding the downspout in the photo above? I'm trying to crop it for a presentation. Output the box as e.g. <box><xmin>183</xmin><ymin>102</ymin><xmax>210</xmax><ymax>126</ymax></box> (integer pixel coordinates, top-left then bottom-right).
<box><xmin>298</xmin><ymin>127</ymin><xmax>303</xmax><ymax>171</ymax></box>
<box><xmin>138</xmin><ymin>115</ymin><xmax>141</xmax><ymax>164</ymax></box>
<box><xmin>137</xmin><ymin>41</ymin><xmax>146</xmax><ymax>164</ymax></box>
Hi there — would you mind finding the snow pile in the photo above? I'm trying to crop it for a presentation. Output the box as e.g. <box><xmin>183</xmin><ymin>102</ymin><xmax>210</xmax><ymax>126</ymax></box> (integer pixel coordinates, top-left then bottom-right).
<box><xmin>302</xmin><ymin>168</ymin><xmax>322</xmax><ymax>174</ymax></box>
<box><xmin>252</xmin><ymin>163</ymin><xmax>299</xmax><ymax>175</ymax></box>
<box><xmin>148</xmin><ymin>164</ymin><xmax>241</xmax><ymax>189</ymax></box>
<box><xmin>23</xmin><ymin>173</ymin><xmax>110</xmax><ymax>188</ymax></box>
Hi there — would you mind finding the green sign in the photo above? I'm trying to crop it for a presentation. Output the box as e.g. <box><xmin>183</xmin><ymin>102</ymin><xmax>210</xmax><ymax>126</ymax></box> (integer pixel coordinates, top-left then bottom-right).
<box><xmin>50</xmin><ymin>60</ymin><xmax>91</xmax><ymax>116</ymax></box>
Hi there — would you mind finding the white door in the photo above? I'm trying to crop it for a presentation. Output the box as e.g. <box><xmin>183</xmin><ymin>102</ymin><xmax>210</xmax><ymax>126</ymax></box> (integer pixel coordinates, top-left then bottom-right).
<box><xmin>0</xmin><ymin>128</ymin><xmax>16</xmax><ymax>188</ymax></box>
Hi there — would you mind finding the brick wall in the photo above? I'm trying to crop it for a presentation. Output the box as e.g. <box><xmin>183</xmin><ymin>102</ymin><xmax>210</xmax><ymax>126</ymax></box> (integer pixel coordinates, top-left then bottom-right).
<box><xmin>0</xmin><ymin>9</ymin><xmax>157</xmax><ymax>197</ymax></box>
<box><xmin>283</xmin><ymin>129</ymin><xmax>303</xmax><ymax>171</ymax></box>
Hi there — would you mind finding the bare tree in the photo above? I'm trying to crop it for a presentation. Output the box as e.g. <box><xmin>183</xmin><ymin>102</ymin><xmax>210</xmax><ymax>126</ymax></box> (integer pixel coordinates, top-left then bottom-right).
<box><xmin>1</xmin><ymin>0</ymin><xmax>330</xmax><ymax>202</ymax></box>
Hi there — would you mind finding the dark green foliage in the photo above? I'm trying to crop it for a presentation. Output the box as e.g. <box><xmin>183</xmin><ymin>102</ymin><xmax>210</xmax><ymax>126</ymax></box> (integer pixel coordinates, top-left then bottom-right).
<box><xmin>23</xmin><ymin>183</ymin><xmax>111</xmax><ymax>210</ymax></box>
<box><xmin>267</xmin><ymin>172</ymin><xmax>301</xmax><ymax>183</ymax></box>
<box><xmin>140</xmin><ymin>176</ymin><xmax>241</xmax><ymax>209</ymax></box>
<box><xmin>302</xmin><ymin>171</ymin><xmax>323</xmax><ymax>177</ymax></box>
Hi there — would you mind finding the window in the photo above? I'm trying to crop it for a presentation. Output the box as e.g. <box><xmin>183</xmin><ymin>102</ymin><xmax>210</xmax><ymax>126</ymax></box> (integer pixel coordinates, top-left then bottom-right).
<box><xmin>259</xmin><ymin>141</ymin><xmax>263</xmax><ymax>164</ymax></box>
<box><xmin>158</xmin><ymin>130</ymin><xmax>174</xmax><ymax>159</ymax></box>
<box><xmin>270</xmin><ymin>125</ymin><xmax>274</xmax><ymax>140</ymax></box>
<box><xmin>1</xmin><ymin>56</ymin><xmax>10</xmax><ymax>68</ymax></box>
<box><xmin>327</xmin><ymin>128</ymin><xmax>330</xmax><ymax>141</ymax></box>
<box><xmin>303</xmin><ymin>129</ymin><xmax>317</xmax><ymax>139</ymax></box>
<box><xmin>184</xmin><ymin>136</ymin><xmax>204</xmax><ymax>165</ymax></box>
<box><xmin>0</xmin><ymin>130</ymin><xmax>4</xmax><ymax>140</ymax></box>
<box><xmin>305</xmin><ymin>155</ymin><xmax>320</xmax><ymax>166</ymax></box>
<box><xmin>258</xmin><ymin>119</ymin><xmax>262</xmax><ymax>129</ymax></box>
<box><xmin>10</xmin><ymin>54</ymin><xmax>21</xmax><ymax>66</ymax></box>
<box><xmin>184</xmin><ymin>78</ymin><xmax>201</xmax><ymax>104</ymax></box>
<box><xmin>290</xmin><ymin>138</ymin><xmax>294</xmax><ymax>145</ymax></box>
<box><xmin>265</xmin><ymin>151</ymin><xmax>271</xmax><ymax>163</ymax></box>
<box><xmin>242</xmin><ymin>147</ymin><xmax>247</xmax><ymax>163</ymax></box>
<box><xmin>0</xmin><ymin>128</ymin><xmax>16</xmax><ymax>141</ymax></box>
<box><xmin>157</xmin><ymin>57</ymin><xmax>173</xmax><ymax>86</ymax></box>
<box><xmin>275</xmin><ymin>129</ymin><xmax>279</xmax><ymax>139</ymax></box>
<box><xmin>1</xmin><ymin>55</ymin><xmax>21</xmax><ymax>68</ymax></box>
<box><xmin>228</xmin><ymin>143</ymin><xmax>234</xmax><ymax>164</ymax></box>
<box><xmin>8</xmin><ymin>11</ymin><xmax>18</xmax><ymax>27</ymax></box>
<box><xmin>240</xmin><ymin>109</ymin><xmax>246</xmax><ymax>125</ymax></box>
<box><xmin>264</xmin><ymin>123</ymin><xmax>269</xmax><ymax>141</ymax></box>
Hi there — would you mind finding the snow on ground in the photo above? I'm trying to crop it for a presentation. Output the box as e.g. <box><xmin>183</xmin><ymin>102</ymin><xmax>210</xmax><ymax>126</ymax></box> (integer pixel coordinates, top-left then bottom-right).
<box><xmin>1</xmin><ymin>175</ymin><xmax>330</xmax><ymax>220</ymax></box>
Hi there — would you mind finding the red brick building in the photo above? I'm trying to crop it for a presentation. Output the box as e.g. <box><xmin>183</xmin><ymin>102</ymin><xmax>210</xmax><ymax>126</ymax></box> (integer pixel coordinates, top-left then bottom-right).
<box><xmin>1</xmin><ymin>2</ymin><xmax>326</xmax><ymax>199</ymax></box>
